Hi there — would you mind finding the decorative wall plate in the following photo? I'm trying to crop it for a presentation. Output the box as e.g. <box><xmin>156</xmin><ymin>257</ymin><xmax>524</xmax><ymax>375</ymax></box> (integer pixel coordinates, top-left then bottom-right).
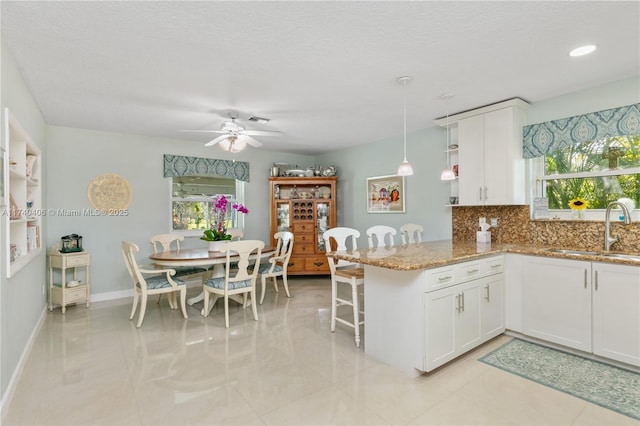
<box><xmin>87</xmin><ymin>173</ymin><xmax>133</xmax><ymax>212</ymax></box>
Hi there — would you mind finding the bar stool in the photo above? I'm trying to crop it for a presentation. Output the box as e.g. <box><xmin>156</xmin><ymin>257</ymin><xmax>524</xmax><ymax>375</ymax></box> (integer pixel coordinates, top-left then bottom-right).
<box><xmin>322</xmin><ymin>227</ymin><xmax>365</xmax><ymax>348</ymax></box>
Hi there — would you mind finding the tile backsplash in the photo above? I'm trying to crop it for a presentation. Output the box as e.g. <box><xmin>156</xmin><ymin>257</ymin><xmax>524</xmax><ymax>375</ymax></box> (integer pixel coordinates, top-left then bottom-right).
<box><xmin>452</xmin><ymin>205</ymin><xmax>640</xmax><ymax>252</ymax></box>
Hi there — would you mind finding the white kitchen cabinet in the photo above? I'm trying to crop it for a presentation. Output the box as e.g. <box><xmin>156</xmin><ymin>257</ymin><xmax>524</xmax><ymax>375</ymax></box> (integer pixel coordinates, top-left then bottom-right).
<box><xmin>592</xmin><ymin>262</ymin><xmax>640</xmax><ymax>367</ymax></box>
<box><xmin>424</xmin><ymin>279</ymin><xmax>483</xmax><ymax>370</ymax></box>
<box><xmin>481</xmin><ymin>274</ymin><xmax>504</xmax><ymax>341</ymax></box>
<box><xmin>521</xmin><ymin>256</ymin><xmax>592</xmax><ymax>352</ymax></box>
<box><xmin>364</xmin><ymin>255</ymin><xmax>505</xmax><ymax>376</ymax></box>
<box><xmin>455</xmin><ymin>99</ymin><xmax>528</xmax><ymax>205</ymax></box>
<box><xmin>424</xmin><ymin>256</ymin><xmax>504</xmax><ymax>372</ymax></box>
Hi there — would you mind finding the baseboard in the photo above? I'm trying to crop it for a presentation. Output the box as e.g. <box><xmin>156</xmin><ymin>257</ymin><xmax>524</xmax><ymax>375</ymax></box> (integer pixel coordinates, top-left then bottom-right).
<box><xmin>89</xmin><ymin>278</ymin><xmax>202</xmax><ymax>303</ymax></box>
<box><xmin>1</xmin><ymin>306</ymin><xmax>47</xmax><ymax>422</ymax></box>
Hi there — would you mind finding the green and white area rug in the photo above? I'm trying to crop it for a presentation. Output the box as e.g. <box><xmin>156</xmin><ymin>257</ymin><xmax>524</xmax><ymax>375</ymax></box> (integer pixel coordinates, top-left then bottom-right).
<box><xmin>479</xmin><ymin>338</ymin><xmax>640</xmax><ymax>420</ymax></box>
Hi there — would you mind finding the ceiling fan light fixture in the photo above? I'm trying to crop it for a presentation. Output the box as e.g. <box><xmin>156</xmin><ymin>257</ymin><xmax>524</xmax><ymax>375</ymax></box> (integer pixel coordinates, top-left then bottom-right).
<box><xmin>219</xmin><ymin>136</ymin><xmax>247</xmax><ymax>153</ymax></box>
<box><xmin>396</xmin><ymin>76</ymin><xmax>414</xmax><ymax>177</ymax></box>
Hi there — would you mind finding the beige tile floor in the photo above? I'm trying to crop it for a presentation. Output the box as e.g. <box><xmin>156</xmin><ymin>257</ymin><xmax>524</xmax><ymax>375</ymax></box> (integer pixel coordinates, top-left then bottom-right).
<box><xmin>3</xmin><ymin>276</ymin><xmax>637</xmax><ymax>425</ymax></box>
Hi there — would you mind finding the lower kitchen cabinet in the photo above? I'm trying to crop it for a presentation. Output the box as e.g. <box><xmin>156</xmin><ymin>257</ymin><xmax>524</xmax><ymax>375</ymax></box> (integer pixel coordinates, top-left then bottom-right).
<box><xmin>481</xmin><ymin>275</ymin><xmax>504</xmax><ymax>341</ymax></box>
<box><xmin>424</xmin><ymin>279</ymin><xmax>482</xmax><ymax>370</ymax></box>
<box><xmin>424</xmin><ymin>256</ymin><xmax>504</xmax><ymax>372</ymax></box>
<box><xmin>592</xmin><ymin>262</ymin><xmax>640</xmax><ymax>367</ymax></box>
<box><xmin>521</xmin><ymin>256</ymin><xmax>592</xmax><ymax>352</ymax></box>
<box><xmin>521</xmin><ymin>255</ymin><xmax>639</xmax><ymax>367</ymax></box>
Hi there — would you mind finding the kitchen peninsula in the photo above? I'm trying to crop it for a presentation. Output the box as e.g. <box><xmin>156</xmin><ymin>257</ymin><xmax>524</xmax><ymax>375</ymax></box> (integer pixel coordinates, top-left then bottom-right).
<box><xmin>328</xmin><ymin>240</ymin><xmax>640</xmax><ymax>377</ymax></box>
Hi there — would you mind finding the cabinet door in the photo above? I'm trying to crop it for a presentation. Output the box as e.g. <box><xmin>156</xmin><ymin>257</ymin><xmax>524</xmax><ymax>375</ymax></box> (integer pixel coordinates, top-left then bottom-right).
<box><xmin>522</xmin><ymin>256</ymin><xmax>591</xmax><ymax>351</ymax></box>
<box><xmin>592</xmin><ymin>263</ymin><xmax>640</xmax><ymax>367</ymax></box>
<box><xmin>483</xmin><ymin>108</ymin><xmax>514</xmax><ymax>204</ymax></box>
<box><xmin>424</xmin><ymin>280</ymin><xmax>483</xmax><ymax>371</ymax></box>
<box><xmin>457</xmin><ymin>280</ymin><xmax>483</xmax><ymax>353</ymax></box>
<box><xmin>457</xmin><ymin>114</ymin><xmax>484</xmax><ymax>205</ymax></box>
<box><xmin>424</xmin><ymin>286</ymin><xmax>457</xmax><ymax>371</ymax></box>
<box><xmin>481</xmin><ymin>274</ymin><xmax>505</xmax><ymax>341</ymax></box>
<box><xmin>315</xmin><ymin>201</ymin><xmax>330</xmax><ymax>252</ymax></box>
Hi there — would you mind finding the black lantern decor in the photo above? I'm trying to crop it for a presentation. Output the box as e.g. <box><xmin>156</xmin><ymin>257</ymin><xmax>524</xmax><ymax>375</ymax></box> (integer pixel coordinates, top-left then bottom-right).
<box><xmin>60</xmin><ymin>234</ymin><xmax>83</xmax><ymax>253</ymax></box>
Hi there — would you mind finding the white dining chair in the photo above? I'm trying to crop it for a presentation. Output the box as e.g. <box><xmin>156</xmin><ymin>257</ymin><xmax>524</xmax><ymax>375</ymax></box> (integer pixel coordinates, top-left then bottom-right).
<box><xmin>322</xmin><ymin>227</ymin><xmax>365</xmax><ymax>348</ymax></box>
<box><xmin>202</xmin><ymin>240</ymin><xmax>264</xmax><ymax>328</ymax></box>
<box><xmin>400</xmin><ymin>223</ymin><xmax>424</xmax><ymax>244</ymax></box>
<box><xmin>254</xmin><ymin>231</ymin><xmax>294</xmax><ymax>304</ymax></box>
<box><xmin>150</xmin><ymin>233</ymin><xmax>209</xmax><ymax>279</ymax></box>
<box><xmin>122</xmin><ymin>241</ymin><xmax>188</xmax><ymax>328</ymax></box>
<box><xmin>366</xmin><ymin>225</ymin><xmax>397</xmax><ymax>248</ymax></box>
<box><xmin>226</xmin><ymin>228</ymin><xmax>244</xmax><ymax>241</ymax></box>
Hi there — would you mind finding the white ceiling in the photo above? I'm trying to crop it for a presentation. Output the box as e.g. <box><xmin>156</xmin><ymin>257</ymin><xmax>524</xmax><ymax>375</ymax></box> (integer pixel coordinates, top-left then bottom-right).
<box><xmin>2</xmin><ymin>1</ymin><xmax>638</xmax><ymax>155</ymax></box>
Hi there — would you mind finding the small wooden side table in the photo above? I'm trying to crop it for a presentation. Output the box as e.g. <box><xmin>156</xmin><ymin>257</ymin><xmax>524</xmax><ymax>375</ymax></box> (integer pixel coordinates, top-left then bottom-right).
<box><xmin>48</xmin><ymin>249</ymin><xmax>91</xmax><ymax>313</ymax></box>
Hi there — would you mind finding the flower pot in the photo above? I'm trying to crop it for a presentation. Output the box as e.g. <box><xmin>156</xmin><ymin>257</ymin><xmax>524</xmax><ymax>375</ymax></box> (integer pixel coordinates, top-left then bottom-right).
<box><xmin>208</xmin><ymin>241</ymin><xmax>228</xmax><ymax>252</ymax></box>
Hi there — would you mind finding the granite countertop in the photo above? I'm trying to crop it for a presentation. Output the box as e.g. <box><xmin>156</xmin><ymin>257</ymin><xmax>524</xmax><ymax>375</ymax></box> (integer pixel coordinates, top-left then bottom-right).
<box><xmin>327</xmin><ymin>240</ymin><xmax>640</xmax><ymax>271</ymax></box>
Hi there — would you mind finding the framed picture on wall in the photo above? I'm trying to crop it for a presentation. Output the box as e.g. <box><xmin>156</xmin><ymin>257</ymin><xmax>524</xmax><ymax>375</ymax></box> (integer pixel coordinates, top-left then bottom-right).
<box><xmin>366</xmin><ymin>174</ymin><xmax>405</xmax><ymax>213</ymax></box>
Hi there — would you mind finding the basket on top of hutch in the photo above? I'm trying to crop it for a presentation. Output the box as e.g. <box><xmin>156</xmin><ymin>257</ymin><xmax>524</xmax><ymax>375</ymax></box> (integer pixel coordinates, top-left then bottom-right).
<box><xmin>268</xmin><ymin>176</ymin><xmax>337</xmax><ymax>275</ymax></box>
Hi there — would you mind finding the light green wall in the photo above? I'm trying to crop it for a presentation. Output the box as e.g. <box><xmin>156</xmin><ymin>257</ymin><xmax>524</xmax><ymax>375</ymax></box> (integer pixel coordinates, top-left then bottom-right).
<box><xmin>45</xmin><ymin>126</ymin><xmax>314</xmax><ymax>297</ymax></box>
<box><xmin>1</xmin><ymin>39</ymin><xmax>48</xmax><ymax>401</ymax></box>
<box><xmin>318</xmin><ymin>126</ymin><xmax>453</xmax><ymax>242</ymax></box>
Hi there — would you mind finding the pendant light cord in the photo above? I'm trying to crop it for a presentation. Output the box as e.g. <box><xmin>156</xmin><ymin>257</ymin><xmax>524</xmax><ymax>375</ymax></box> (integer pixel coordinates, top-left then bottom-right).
<box><xmin>403</xmin><ymin>91</ymin><xmax>408</xmax><ymax>162</ymax></box>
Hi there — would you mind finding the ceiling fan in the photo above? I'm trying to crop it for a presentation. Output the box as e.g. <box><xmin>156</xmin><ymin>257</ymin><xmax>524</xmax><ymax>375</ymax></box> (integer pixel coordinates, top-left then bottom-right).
<box><xmin>182</xmin><ymin>112</ymin><xmax>281</xmax><ymax>153</ymax></box>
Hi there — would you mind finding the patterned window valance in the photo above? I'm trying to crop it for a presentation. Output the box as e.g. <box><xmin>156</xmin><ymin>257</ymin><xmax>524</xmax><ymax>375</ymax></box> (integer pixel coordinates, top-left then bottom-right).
<box><xmin>523</xmin><ymin>103</ymin><xmax>640</xmax><ymax>158</ymax></box>
<box><xmin>163</xmin><ymin>154</ymin><xmax>250</xmax><ymax>182</ymax></box>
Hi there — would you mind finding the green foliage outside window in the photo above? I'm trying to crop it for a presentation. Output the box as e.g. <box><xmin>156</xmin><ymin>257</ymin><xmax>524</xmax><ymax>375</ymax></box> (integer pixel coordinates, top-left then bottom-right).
<box><xmin>544</xmin><ymin>135</ymin><xmax>640</xmax><ymax>209</ymax></box>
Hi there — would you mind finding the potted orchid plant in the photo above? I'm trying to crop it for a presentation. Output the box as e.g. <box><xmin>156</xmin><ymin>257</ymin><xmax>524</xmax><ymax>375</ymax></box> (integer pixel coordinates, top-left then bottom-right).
<box><xmin>201</xmin><ymin>194</ymin><xmax>249</xmax><ymax>249</ymax></box>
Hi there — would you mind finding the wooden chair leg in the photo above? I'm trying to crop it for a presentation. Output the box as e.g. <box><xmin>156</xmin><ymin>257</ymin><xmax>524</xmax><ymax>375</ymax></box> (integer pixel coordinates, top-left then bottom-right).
<box><xmin>351</xmin><ymin>280</ymin><xmax>361</xmax><ymax>348</ymax></box>
<box><xmin>282</xmin><ymin>274</ymin><xmax>291</xmax><ymax>298</ymax></box>
<box><xmin>260</xmin><ymin>275</ymin><xmax>267</xmax><ymax>305</ymax></box>
<box><xmin>224</xmin><ymin>295</ymin><xmax>230</xmax><ymax>328</ymax></box>
<box><xmin>179</xmin><ymin>288</ymin><xmax>188</xmax><ymax>319</ymax></box>
<box><xmin>330</xmin><ymin>278</ymin><xmax>337</xmax><ymax>333</ymax></box>
<box><xmin>129</xmin><ymin>291</ymin><xmax>139</xmax><ymax>320</ymax></box>
<box><xmin>137</xmin><ymin>293</ymin><xmax>147</xmax><ymax>328</ymax></box>
<box><xmin>251</xmin><ymin>289</ymin><xmax>258</xmax><ymax>321</ymax></box>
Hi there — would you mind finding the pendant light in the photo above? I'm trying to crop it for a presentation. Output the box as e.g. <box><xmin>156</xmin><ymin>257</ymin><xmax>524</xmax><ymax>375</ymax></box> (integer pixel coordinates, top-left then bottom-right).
<box><xmin>440</xmin><ymin>93</ymin><xmax>456</xmax><ymax>181</ymax></box>
<box><xmin>396</xmin><ymin>76</ymin><xmax>414</xmax><ymax>176</ymax></box>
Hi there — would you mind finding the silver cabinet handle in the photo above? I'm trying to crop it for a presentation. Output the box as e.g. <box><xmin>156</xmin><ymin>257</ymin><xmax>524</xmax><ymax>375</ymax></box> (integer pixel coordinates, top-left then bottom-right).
<box><xmin>479</xmin><ymin>187</ymin><xmax>483</xmax><ymax>201</ymax></box>
<box><xmin>595</xmin><ymin>270</ymin><xmax>598</xmax><ymax>291</ymax></box>
<box><xmin>490</xmin><ymin>264</ymin><xmax>501</xmax><ymax>269</ymax></box>
<box><xmin>456</xmin><ymin>294</ymin><xmax>461</xmax><ymax>313</ymax></box>
<box><xmin>438</xmin><ymin>276</ymin><xmax>452</xmax><ymax>282</ymax></box>
<box><xmin>466</xmin><ymin>268</ymin><xmax>479</xmax><ymax>274</ymax></box>
<box><xmin>461</xmin><ymin>292</ymin><xmax>465</xmax><ymax>312</ymax></box>
<box><xmin>584</xmin><ymin>269</ymin><xmax>587</xmax><ymax>289</ymax></box>
<box><xmin>484</xmin><ymin>284</ymin><xmax>490</xmax><ymax>302</ymax></box>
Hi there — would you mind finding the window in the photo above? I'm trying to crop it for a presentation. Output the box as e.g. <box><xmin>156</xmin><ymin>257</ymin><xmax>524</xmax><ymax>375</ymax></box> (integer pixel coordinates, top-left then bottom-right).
<box><xmin>170</xmin><ymin>176</ymin><xmax>244</xmax><ymax>234</ymax></box>
<box><xmin>537</xmin><ymin>134</ymin><xmax>640</xmax><ymax>211</ymax></box>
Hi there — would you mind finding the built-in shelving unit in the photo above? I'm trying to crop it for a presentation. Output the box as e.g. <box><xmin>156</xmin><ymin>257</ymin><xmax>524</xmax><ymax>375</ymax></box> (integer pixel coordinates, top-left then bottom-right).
<box><xmin>4</xmin><ymin>108</ymin><xmax>43</xmax><ymax>278</ymax></box>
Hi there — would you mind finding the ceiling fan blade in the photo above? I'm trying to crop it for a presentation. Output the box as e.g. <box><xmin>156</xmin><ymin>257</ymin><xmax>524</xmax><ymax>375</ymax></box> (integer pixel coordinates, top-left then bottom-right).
<box><xmin>204</xmin><ymin>134</ymin><xmax>231</xmax><ymax>147</ymax></box>
<box><xmin>180</xmin><ymin>129</ymin><xmax>227</xmax><ymax>134</ymax></box>
<box><xmin>243</xmin><ymin>130</ymin><xmax>282</xmax><ymax>136</ymax></box>
<box><xmin>239</xmin><ymin>135</ymin><xmax>263</xmax><ymax>148</ymax></box>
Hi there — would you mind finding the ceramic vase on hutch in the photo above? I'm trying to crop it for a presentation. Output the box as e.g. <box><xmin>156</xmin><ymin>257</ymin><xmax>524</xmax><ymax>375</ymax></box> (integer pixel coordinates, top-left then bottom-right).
<box><xmin>208</xmin><ymin>241</ymin><xmax>228</xmax><ymax>252</ymax></box>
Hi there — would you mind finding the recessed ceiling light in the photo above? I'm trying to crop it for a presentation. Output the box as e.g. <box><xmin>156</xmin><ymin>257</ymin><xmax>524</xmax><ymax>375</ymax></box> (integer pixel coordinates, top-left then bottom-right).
<box><xmin>569</xmin><ymin>45</ymin><xmax>597</xmax><ymax>57</ymax></box>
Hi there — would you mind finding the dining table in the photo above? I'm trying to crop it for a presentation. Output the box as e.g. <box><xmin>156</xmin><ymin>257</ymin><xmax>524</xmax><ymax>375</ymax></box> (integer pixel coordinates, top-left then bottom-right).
<box><xmin>149</xmin><ymin>245</ymin><xmax>274</xmax><ymax>315</ymax></box>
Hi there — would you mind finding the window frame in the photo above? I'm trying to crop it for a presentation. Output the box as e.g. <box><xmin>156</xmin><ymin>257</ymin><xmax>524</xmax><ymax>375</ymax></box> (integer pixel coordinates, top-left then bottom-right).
<box><xmin>169</xmin><ymin>178</ymin><xmax>245</xmax><ymax>237</ymax></box>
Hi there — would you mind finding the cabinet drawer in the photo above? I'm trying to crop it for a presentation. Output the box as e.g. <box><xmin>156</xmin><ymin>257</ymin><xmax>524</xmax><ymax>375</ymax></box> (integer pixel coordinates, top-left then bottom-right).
<box><xmin>294</xmin><ymin>233</ymin><xmax>314</xmax><ymax>244</ymax></box>
<box><xmin>293</xmin><ymin>243</ymin><xmax>315</xmax><ymax>255</ymax></box>
<box><xmin>424</xmin><ymin>265</ymin><xmax>456</xmax><ymax>292</ymax></box>
<box><xmin>286</xmin><ymin>257</ymin><xmax>306</xmax><ymax>272</ymax></box>
<box><xmin>455</xmin><ymin>261</ymin><xmax>483</xmax><ymax>283</ymax></box>
<box><xmin>66</xmin><ymin>286</ymin><xmax>87</xmax><ymax>303</ymax></box>
<box><xmin>66</xmin><ymin>254</ymin><xmax>90</xmax><ymax>267</ymax></box>
<box><xmin>305</xmin><ymin>256</ymin><xmax>330</xmax><ymax>272</ymax></box>
<box><xmin>482</xmin><ymin>256</ymin><xmax>504</xmax><ymax>275</ymax></box>
<box><xmin>292</xmin><ymin>223</ymin><xmax>314</xmax><ymax>233</ymax></box>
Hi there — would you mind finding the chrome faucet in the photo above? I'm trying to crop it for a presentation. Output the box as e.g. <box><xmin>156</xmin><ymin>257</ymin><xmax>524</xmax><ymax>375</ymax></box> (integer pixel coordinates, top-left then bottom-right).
<box><xmin>604</xmin><ymin>201</ymin><xmax>632</xmax><ymax>252</ymax></box>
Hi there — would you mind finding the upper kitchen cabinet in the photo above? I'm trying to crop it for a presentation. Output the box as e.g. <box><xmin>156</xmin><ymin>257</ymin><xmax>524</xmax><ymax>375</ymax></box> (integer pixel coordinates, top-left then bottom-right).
<box><xmin>438</xmin><ymin>99</ymin><xmax>529</xmax><ymax>206</ymax></box>
<box><xmin>3</xmin><ymin>108</ymin><xmax>43</xmax><ymax>278</ymax></box>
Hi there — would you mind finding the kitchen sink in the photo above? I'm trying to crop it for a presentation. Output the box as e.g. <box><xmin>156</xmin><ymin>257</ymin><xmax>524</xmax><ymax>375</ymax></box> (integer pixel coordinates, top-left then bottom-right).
<box><xmin>545</xmin><ymin>249</ymin><xmax>600</xmax><ymax>256</ymax></box>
